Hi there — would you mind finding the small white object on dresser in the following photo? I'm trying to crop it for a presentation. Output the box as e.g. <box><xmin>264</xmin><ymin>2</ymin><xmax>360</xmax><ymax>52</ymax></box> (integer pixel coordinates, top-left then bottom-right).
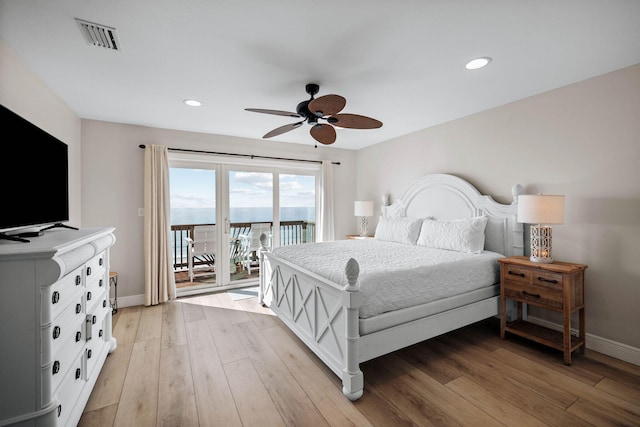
<box><xmin>0</xmin><ymin>228</ymin><xmax>116</xmax><ymax>426</ymax></box>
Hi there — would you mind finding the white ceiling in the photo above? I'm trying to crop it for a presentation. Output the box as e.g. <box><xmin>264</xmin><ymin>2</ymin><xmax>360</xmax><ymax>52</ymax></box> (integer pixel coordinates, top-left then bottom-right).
<box><xmin>1</xmin><ymin>0</ymin><xmax>639</xmax><ymax>150</ymax></box>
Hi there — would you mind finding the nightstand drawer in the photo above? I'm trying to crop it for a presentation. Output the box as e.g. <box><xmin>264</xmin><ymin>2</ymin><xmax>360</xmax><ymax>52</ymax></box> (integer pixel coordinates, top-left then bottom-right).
<box><xmin>502</xmin><ymin>266</ymin><xmax>531</xmax><ymax>285</ymax></box>
<box><xmin>503</xmin><ymin>282</ymin><xmax>563</xmax><ymax>309</ymax></box>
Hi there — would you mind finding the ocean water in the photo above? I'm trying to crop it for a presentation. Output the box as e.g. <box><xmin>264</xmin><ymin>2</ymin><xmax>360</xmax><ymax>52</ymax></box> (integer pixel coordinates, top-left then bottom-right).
<box><xmin>171</xmin><ymin>207</ymin><xmax>315</xmax><ymax>225</ymax></box>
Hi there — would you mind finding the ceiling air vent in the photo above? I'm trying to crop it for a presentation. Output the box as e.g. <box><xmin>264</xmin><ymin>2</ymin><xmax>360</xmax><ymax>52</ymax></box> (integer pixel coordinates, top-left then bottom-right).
<box><xmin>75</xmin><ymin>18</ymin><xmax>121</xmax><ymax>51</ymax></box>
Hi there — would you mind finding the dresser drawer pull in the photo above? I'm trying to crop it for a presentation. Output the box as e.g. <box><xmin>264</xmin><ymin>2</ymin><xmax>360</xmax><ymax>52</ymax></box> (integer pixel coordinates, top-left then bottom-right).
<box><xmin>537</xmin><ymin>276</ymin><xmax>558</xmax><ymax>284</ymax></box>
<box><xmin>87</xmin><ymin>291</ymin><xmax>92</xmax><ymax>301</ymax></box>
<box><xmin>87</xmin><ymin>349</ymin><xmax>92</xmax><ymax>359</ymax></box>
<box><xmin>57</xmin><ymin>404</ymin><xmax>62</xmax><ymax>417</ymax></box>
<box><xmin>52</xmin><ymin>291</ymin><xmax>60</xmax><ymax>304</ymax></box>
<box><xmin>76</xmin><ymin>303</ymin><xmax>82</xmax><ymax>314</ymax></box>
<box><xmin>522</xmin><ymin>291</ymin><xmax>541</xmax><ymax>299</ymax></box>
<box><xmin>52</xmin><ymin>326</ymin><xmax>61</xmax><ymax>339</ymax></box>
<box><xmin>86</xmin><ymin>266</ymin><xmax>92</xmax><ymax>276</ymax></box>
<box><xmin>76</xmin><ymin>331</ymin><xmax>82</xmax><ymax>342</ymax></box>
<box><xmin>508</xmin><ymin>271</ymin><xmax>525</xmax><ymax>277</ymax></box>
<box><xmin>99</xmin><ymin>257</ymin><xmax>104</xmax><ymax>266</ymax></box>
<box><xmin>92</xmin><ymin>315</ymin><xmax>97</xmax><ymax>325</ymax></box>
<box><xmin>103</xmin><ymin>300</ymin><xmax>107</xmax><ymax>308</ymax></box>
<box><xmin>99</xmin><ymin>279</ymin><xmax>103</xmax><ymax>287</ymax></box>
<box><xmin>75</xmin><ymin>275</ymin><xmax>82</xmax><ymax>286</ymax></box>
<box><xmin>52</xmin><ymin>360</ymin><xmax>60</xmax><ymax>375</ymax></box>
<box><xmin>99</xmin><ymin>329</ymin><xmax>103</xmax><ymax>337</ymax></box>
<box><xmin>75</xmin><ymin>368</ymin><xmax>81</xmax><ymax>380</ymax></box>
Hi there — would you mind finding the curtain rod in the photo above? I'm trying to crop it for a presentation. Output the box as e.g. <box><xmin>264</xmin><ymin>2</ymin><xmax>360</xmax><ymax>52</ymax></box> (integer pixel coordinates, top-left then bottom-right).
<box><xmin>138</xmin><ymin>145</ymin><xmax>340</xmax><ymax>165</ymax></box>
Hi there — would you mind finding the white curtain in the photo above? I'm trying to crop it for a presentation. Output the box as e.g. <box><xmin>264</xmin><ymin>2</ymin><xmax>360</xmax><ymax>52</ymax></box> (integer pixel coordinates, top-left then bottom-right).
<box><xmin>143</xmin><ymin>144</ymin><xmax>176</xmax><ymax>305</ymax></box>
<box><xmin>318</xmin><ymin>160</ymin><xmax>335</xmax><ymax>242</ymax></box>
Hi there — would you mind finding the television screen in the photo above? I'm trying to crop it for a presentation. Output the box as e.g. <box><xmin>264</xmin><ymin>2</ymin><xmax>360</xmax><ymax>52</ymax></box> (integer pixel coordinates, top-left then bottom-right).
<box><xmin>0</xmin><ymin>104</ymin><xmax>69</xmax><ymax>234</ymax></box>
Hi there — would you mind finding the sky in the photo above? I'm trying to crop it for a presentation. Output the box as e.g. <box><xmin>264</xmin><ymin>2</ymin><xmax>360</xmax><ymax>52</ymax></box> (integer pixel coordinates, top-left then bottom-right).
<box><xmin>169</xmin><ymin>168</ymin><xmax>316</xmax><ymax>209</ymax></box>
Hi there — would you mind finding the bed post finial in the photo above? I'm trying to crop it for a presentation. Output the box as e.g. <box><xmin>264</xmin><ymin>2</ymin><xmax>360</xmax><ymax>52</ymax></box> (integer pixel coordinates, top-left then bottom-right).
<box><xmin>345</xmin><ymin>258</ymin><xmax>360</xmax><ymax>291</ymax></box>
<box><xmin>512</xmin><ymin>184</ymin><xmax>524</xmax><ymax>204</ymax></box>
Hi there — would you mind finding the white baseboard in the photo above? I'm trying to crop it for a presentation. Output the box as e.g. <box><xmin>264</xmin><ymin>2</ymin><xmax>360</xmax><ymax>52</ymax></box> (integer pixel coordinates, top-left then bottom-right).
<box><xmin>528</xmin><ymin>316</ymin><xmax>640</xmax><ymax>366</ymax></box>
<box><xmin>115</xmin><ymin>293</ymin><xmax>145</xmax><ymax>308</ymax></box>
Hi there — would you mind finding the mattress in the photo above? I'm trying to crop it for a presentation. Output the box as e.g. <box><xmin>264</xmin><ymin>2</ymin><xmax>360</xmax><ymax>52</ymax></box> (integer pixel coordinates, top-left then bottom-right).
<box><xmin>271</xmin><ymin>239</ymin><xmax>504</xmax><ymax>319</ymax></box>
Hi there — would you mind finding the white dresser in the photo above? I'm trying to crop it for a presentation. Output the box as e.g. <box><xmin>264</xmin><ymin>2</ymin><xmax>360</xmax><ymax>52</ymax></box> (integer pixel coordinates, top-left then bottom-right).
<box><xmin>0</xmin><ymin>228</ymin><xmax>116</xmax><ymax>426</ymax></box>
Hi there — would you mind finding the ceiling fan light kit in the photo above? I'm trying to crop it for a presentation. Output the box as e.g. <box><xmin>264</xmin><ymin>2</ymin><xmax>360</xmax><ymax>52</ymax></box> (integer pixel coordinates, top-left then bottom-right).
<box><xmin>245</xmin><ymin>83</ymin><xmax>382</xmax><ymax>146</ymax></box>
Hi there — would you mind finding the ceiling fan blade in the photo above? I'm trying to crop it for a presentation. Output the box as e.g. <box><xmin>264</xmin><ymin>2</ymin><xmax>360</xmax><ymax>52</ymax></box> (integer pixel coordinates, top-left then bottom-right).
<box><xmin>308</xmin><ymin>95</ymin><xmax>346</xmax><ymax>117</ymax></box>
<box><xmin>263</xmin><ymin>121</ymin><xmax>304</xmax><ymax>138</ymax></box>
<box><xmin>328</xmin><ymin>113</ymin><xmax>383</xmax><ymax>129</ymax></box>
<box><xmin>310</xmin><ymin>124</ymin><xmax>336</xmax><ymax>145</ymax></box>
<box><xmin>245</xmin><ymin>108</ymin><xmax>301</xmax><ymax>118</ymax></box>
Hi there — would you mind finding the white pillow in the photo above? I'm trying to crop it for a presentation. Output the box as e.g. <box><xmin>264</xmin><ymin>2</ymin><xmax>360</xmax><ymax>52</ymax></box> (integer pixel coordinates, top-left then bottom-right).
<box><xmin>374</xmin><ymin>216</ymin><xmax>423</xmax><ymax>245</ymax></box>
<box><xmin>416</xmin><ymin>216</ymin><xmax>488</xmax><ymax>253</ymax></box>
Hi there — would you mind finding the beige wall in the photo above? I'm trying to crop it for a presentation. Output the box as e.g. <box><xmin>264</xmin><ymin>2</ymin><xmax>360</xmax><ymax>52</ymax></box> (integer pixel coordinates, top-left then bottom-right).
<box><xmin>356</xmin><ymin>64</ymin><xmax>640</xmax><ymax>350</ymax></box>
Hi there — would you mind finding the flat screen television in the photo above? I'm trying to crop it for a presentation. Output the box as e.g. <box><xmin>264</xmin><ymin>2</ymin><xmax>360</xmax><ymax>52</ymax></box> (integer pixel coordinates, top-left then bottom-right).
<box><xmin>0</xmin><ymin>104</ymin><xmax>70</xmax><ymax>240</ymax></box>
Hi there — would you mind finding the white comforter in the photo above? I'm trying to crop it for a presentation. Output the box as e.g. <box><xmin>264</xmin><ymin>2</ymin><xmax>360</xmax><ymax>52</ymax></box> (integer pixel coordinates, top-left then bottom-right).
<box><xmin>272</xmin><ymin>239</ymin><xmax>503</xmax><ymax>318</ymax></box>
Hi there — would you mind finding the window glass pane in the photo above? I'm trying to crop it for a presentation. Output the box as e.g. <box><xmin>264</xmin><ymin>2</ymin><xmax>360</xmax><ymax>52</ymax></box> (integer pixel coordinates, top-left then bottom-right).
<box><xmin>280</xmin><ymin>173</ymin><xmax>316</xmax><ymax>245</ymax></box>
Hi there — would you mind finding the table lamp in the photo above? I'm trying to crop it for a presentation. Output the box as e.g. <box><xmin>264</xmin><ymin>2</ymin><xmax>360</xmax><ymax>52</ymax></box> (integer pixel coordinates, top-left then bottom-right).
<box><xmin>517</xmin><ymin>194</ymin><xmax>565</xmax><ymax>263</ymax></box>
<box><xmin>354</xmin><ymin>201</ymin><xmax>374</xmax><ymax>237</ymax></box>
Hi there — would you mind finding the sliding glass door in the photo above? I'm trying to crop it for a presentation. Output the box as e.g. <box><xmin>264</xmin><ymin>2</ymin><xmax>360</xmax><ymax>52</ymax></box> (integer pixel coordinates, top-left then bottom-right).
<box><xmin>169</xmin><ymin>154</ymin><xmax>319</xmax><ymax>296</ymax></box>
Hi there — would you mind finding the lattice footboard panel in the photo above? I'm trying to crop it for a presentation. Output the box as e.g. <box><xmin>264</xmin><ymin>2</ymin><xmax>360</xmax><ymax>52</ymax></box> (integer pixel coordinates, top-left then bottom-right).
<box><xmin>262</xmin><ymin>255</ymin><xmax>347</xmax><ymax>377</ymax></box>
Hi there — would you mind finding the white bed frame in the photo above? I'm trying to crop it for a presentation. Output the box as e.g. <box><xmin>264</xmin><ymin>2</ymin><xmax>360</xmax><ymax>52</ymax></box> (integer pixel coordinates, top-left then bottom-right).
<box><xmin>258</xmin><ymin>173</ymin><xmax>524</xmax><ymax>400</ymax></box>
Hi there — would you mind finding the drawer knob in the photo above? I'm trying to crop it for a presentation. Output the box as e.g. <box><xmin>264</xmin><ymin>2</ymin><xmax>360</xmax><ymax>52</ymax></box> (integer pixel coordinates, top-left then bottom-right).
<box><xmin>99</xmin><ymin>257</ymin><xmax>104</xmax><ymax>266</ymax></box>
<box><xmin>508</xmin><ymin>271</ymin><xmax>525</xmax><ymax>278</ymax></box>
<box><xmin>87</xmin><ymin>266</ymin><xmax>92</xmax><ymax>276</ymax></box>
<box><xmin>57</xmin><ymin>404</ymin><xmax>62</xmax><ymax>417</ymax></box>
<box><xmin>99</xmin><ymin>279</ymin><xmax>103</xmax><ymax>287</ymax></box>
<box><xmin>92</xmin><ymin>315</ymin><xmax>97</xmax><ymax>325</ymax></box>
<box><xmin>76</xmin><ymin>331</ymin><xmax>82</xmax><ymax>342</ymax></box>
<box><xmin>76</xmin><ymin>303</ymin><xmax>82</xmax><ymax>314</ymax></box>
<box><xmin>87</xmin><ymin>349</ymin><xmax>92</xmax><ymax>359</ymax></box>
<box><xmin>99</xmin><ymin>329</ymin><xmax>103</xmax><ymax>337</ymax></box>
<box><xmin>52</xmin><ymin>360</ymin><xmax>60</xmax><ymax>375</ymax></box>
<box><xmin>75</xmin><ymin>368</ymin><xmax>81</xmax><ymax>379</ymax></box>
<box><xmin>52</xmin><ymin>291</ymin><xmax>60</xmax><ymax>304</ymax></box>
<box><xmin>537</xmin><ymin>276</ymin><xmax>558</xmax><ymax>284</ymax></box>
<box><xmin>75</xmin><ymin>275</ymin><xmax>82</xmax><ymax>286</ymax></box>
<box><xmin>52</xmin><ymin>326</ymin><xmax>61</xmax><ymax>339</ymax></box>
<box><xmin>87</xmin><ymin>291</ymin><xmax>92</xmax><ymax>301</ymax></box>
<box><xmin>103</xmin><ymin>300</ymin><xmax>107</xmax><ymax>308</ymax></box>
<box><xmin>522</xmin><ymin>290</ymin><xmax>541</xmax><ymax>299</ymax></box>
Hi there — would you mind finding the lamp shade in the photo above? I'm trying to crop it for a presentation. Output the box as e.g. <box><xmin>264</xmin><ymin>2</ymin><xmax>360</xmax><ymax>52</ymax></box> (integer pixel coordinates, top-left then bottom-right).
<box><xmin>354</xmin><ymin>201</ymin><xmax>374</xmax><ymax>217</ymax></box>
<box><xmin>517</xmin><ymin>195</ymin><xmax>565</xmax><ymax>224</ymax></box>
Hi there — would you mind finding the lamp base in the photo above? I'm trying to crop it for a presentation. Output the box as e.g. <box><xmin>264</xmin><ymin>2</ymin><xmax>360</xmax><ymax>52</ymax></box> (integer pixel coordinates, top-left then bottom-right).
<box><xmin>359</xmin><ymin>216</ymin><xmax>369</xmax><ymax>237</ymax></box>
<box><xmin>530</xmin><ymin>224</ymin><xmax>554</xmax><ymax>264</ymax></box>
<box><xmin>530</xmin><ymin>255</ymin><xmax>553</xmax><ymax>264</ymax></box>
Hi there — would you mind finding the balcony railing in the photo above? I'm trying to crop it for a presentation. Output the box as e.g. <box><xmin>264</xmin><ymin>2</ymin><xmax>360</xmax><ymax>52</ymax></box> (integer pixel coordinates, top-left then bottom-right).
<box><xmin>172</xmin><ymin>220</ymin><xmax>316</xmax><ymax>271</ymax></box>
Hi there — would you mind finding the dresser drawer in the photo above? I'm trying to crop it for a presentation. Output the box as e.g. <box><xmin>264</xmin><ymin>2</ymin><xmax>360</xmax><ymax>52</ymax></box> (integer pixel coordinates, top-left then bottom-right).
<box><xmin>42</xmin><ymin>319</ymin><xmax>86</xmax><ymax>399</ymax></box>
<box><xmin>53</xmin><ymin>352</ymin><xmax>85</xmax><ymax>427</ymax></box>
<box><xmin>42</xmin><ymin>266</ymin><xmax>84</xmax><ymax>322</ymax></box>
<box><xmin>41</xmin><ymin>293</ymin><xmax>85</xmax><ymax>365</ymax></box>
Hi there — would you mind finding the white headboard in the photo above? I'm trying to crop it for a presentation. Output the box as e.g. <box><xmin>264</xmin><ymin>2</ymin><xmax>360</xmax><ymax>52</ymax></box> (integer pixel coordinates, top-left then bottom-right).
<box><xmin>381</xmin><ymin>174</ymin><xmax>524</xmax><ymax>257</ymax></box>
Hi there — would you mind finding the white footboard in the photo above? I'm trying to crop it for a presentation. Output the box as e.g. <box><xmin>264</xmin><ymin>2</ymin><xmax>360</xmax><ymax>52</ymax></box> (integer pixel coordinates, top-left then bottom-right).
<box><xmin>259</xmin><ymin>248</ymin><xmax>365</xmax><ymax>401</ymax></box>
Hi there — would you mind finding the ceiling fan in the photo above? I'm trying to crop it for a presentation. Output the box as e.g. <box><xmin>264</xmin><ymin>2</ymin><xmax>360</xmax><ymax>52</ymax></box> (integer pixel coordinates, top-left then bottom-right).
<box><xmin>245</xmin><ymin>83</ymin><xmax>382</xmax><ymax>146</ymax></box>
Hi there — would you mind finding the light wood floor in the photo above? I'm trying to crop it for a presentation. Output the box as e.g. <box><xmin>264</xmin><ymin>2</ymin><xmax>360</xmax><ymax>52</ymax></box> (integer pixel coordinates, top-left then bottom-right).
<box><xmin>79</xmin><ymin>292</ymin><xmax>640</xmax><ymax>426</ymax></box>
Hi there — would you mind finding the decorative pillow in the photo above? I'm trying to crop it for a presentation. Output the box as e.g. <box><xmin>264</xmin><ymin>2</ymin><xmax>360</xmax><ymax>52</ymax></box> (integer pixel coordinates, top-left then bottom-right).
<box><xmin>374</xmin><ymin>216</ymin><xmax>423</xmax><ymax>245</ymax></box>
<box><xmin>416</xmin><ymin>216</ymin><xmax>489</xmax><ymax>253</ymax></box>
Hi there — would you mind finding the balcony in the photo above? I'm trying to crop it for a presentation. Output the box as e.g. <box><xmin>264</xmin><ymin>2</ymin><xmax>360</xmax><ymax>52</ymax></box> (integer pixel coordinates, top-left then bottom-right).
<box><xmin>172</xmin><ymin>220</ymin><xmax>315</xmax><ymax>286</ymax></box>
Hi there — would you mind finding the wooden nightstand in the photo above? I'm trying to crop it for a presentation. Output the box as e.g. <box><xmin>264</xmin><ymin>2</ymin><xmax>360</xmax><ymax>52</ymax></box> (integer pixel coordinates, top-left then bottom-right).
<box><xmin>499</xmin><ymin>256</ymin><xmax>588</xmax><ymax>365</ymax></box>
<box><xmin>346</xmin><ymin>235</ymin><xmax>373</xmax><ymax>240</ymax></box>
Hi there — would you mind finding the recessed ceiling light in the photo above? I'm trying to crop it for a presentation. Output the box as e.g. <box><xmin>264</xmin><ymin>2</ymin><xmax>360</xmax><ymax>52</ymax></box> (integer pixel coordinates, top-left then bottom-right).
<box><xmin>183</xmin><ymin>99</ymin><xmax>202</xmax><ymax>107</ymax></box>
<box><xmin>465</xmin><ymin>57</ymin><xmax>492</xmax><ymax>70</ymax></box>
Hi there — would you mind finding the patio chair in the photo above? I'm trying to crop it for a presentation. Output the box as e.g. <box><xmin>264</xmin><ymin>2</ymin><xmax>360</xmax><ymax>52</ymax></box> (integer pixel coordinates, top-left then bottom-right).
<box><xmin>185</xmin><ymin>225</ymin><xmax>217</xmax><ymax>282</ymax></box>
<box><xmin>239</xmin><ymin>223</ymin><xmax>272</xmax><ymax>275</ymax></box>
